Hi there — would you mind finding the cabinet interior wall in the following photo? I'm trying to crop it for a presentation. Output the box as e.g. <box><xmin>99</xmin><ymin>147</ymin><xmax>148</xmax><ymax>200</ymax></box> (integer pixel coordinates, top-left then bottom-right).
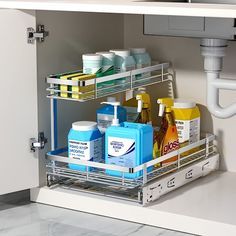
<box><xmin>36</xmin><ymin>11</ymin><xmax>236</xmax><ymax>186</ymax></box>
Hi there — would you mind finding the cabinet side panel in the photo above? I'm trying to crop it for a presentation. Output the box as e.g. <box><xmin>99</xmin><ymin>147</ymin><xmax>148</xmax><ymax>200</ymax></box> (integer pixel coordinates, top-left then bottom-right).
<box><xmin>124</xmin><ymin>14</ymin><xmax>236</xmax><ymax>172</ymax></box>
<box><xmin>36</xmin><ymin>11</ymin><xmax>124</xmax><ymax>185</ymax></box>
<box><xmin>0</xmin><ymin>9</ymin><xmax>39</xmax><ymax>194</ymax></box>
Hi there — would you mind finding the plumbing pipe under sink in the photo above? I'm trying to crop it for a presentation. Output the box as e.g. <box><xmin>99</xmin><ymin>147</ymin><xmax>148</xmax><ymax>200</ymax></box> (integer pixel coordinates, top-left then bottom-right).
<box><xmin>201</xmin><ymin>38</ymin><xmax>236</xmax><ymax>118</ymax></box>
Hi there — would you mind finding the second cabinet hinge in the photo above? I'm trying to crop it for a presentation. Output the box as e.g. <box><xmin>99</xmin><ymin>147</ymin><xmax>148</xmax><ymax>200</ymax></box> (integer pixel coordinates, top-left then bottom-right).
<box><xmin>27</xmin><ymin>25</ymin><xmax>49</xmax><ymax>44</ymax></box>
<box><xmin>30</xmin><ymin>132</ymin><xmax>48</xmax><ymax>152</ymax></box>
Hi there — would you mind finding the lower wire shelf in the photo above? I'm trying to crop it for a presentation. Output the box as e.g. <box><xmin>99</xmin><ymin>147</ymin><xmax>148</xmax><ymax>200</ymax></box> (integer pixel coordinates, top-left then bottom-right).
<box><xmin>46</xmin><ymin>134</ymin><xmax>219</xmax><ymax>205</ymax></box>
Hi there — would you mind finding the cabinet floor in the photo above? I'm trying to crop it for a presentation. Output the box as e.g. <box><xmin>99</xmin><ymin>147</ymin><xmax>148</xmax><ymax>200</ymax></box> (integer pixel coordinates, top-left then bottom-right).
<box><xmin>0</xmin><ymin>197</ymin><xmax>194</xmax><ymax>236</ymax></box>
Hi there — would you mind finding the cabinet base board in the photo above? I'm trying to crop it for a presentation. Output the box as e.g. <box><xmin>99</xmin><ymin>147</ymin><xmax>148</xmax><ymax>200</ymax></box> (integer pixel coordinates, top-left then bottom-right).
<box><xmin>31</xmin><ymin>159</ymin><xmax>236</xmax><ymax>236</ymax></box>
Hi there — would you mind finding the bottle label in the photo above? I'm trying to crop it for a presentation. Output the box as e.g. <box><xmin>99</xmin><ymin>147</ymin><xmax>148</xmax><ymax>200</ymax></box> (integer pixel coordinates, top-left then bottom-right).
<box><xmin>69</xmin><ymin>137</ymin><xmax>102</xmax><ymax>162</ymax></box>
<box><xmin>107</xmin><ymin>137</ymin><xmax>136</xmax><ymax>168</ymax></box>
<box><xmin>162</xmin><ymin>139</ymin><xmax>179</xmax><ymax>155</ymax></box>
<box><xmin>83</xmin><ymin>67</ymin><xmax>102</xmax><ymax>75</ymax></box>
<box><xmin>175</xmin><ymin>118</ymin><xmax>200</xmax><ymax>144</ymax></box>
<box><xmin>161</xmin><ymin>125</ymin><xmax>179</xmax><ymax>166</ymax></box>
<box><xmin>102</xmin><ymin>65</ymin><xmax>114</xmax><ymax>73</ymax></box>
<box><xmin>97</xmin><ymin>114</ymin><xmax>114</xmax><ymax>133</ymax></box>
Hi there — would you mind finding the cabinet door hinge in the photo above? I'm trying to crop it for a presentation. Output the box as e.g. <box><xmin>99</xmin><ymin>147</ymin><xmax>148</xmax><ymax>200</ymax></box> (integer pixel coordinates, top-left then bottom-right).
<box><xmin>30</xmin><ymin>132</ymin><xmax>48</xmax><ymax>152</ymax></box>
<box><xmin>27</xmin><ymin>25</ymin><xmax>49</xmax><ymax>44</ymax></box>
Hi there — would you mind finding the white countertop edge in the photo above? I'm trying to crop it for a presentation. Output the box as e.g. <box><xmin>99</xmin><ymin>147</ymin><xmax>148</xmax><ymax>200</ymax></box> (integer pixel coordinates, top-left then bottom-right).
<box><xmin>1</xmin><ymin>0</ymin><xmax>236</xmax><ymax>18</ymax></box>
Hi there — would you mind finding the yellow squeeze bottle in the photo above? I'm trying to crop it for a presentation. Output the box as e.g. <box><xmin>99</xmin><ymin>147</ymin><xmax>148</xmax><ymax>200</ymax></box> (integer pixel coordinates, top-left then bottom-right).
<box><xmin>136</xmin><ymin>91</ymin><xmax>152</xmax><ymax>124</ymax></box>
<box><xmin>153</xmin><ymin>98</ymin><xmax>179</xmax><ymax>167</ymax></box>
<box><xmin>172</xmin><ymin>99</ymin><xmax>200</xmax><ymax>156</ymax></box>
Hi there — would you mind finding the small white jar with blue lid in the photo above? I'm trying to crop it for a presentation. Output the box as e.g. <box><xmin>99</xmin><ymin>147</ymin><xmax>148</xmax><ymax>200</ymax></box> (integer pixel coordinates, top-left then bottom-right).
<box><xmin>68</xmin><ymin>121</ymin><xmax>102</xmax><ymax>171</ymax></box>
<box><xmin>109</xmin><ymin>49</ymin><xmax>136</xmax><ymax>86</ymax></box>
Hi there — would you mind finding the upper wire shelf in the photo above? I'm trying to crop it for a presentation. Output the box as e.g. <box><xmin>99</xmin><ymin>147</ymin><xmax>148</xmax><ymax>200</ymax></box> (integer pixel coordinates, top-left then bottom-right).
<box><xmin>46</xmin><ymin>62</ymin><xmax>171</xmax><ymax>102</ymax></box>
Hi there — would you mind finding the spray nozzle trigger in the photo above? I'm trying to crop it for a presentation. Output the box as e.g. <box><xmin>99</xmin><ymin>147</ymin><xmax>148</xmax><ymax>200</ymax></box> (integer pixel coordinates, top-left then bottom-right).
<box><xmin>101</xmin><ymin>101</ymin><xmax>120</xmax><ymax>126</ymax></box>
<box><xmin>137</xmin><ymin>100</ymin><xmax>143</xmax><ymax>113</ymax></box>
<box><xmin>157</xmin><ymin>101</ymin><xmax>165</xmax><ymax>117</ymax></box>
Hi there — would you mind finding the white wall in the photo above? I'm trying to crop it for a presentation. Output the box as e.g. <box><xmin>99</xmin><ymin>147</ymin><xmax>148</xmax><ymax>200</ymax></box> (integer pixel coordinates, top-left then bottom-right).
<box><xmin>37</xmin><ymin>11</ymin><xmax>124</xmax><ymax>185</ymax></box>
<box><xmin>124</xmin><ymin>14</ymin><xmax>236</xmax><ymax>172</ymax></box>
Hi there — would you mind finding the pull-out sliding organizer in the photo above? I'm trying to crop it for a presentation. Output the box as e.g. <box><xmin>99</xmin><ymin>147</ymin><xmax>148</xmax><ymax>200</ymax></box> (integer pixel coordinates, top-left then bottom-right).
<box><xmin>46</xmin><ymin>63</ymin><xmax>219</xmax><ymax>206</ymax></box>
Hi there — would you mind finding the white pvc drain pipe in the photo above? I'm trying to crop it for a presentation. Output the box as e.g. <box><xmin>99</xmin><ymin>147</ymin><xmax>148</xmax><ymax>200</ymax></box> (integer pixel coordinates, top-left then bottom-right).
<box><xmin>201</xmin><ymin>38</ymin><xmax>236</xmax><ymax>118</ymax></box>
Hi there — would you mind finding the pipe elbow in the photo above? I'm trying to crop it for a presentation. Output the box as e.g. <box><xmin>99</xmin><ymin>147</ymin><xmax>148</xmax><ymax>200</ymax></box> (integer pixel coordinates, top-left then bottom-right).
<box><xmin>207</xmin><ymin>101</ymin><xmax>236</xmax><ymax>119</ymax></box>
<box><xmin>206</xmin><ymin>71</ymin><xmax>236</xmax><ymax>118</ymax></box>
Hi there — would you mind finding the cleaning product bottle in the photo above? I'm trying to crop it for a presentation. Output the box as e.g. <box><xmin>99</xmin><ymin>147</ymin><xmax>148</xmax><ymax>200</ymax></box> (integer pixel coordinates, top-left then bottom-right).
<box><xmin>123</xmin><ymin>87</ymin><xmax>150</xmax><ymax>123</ymax></box>
<box><xmin>172</xmin><ymin>99</ymin><xmax>200</xmax><ymax>146</ymax></box>
<box><xmin>97</xmin><ymin>98</ymin><xmax>127</xmax><ymax>161</ymax></box>
<box><xmin>109</xmin><ymin>49</ymin><xmax>136</xmax><ymax>87</ymax></box>
<box><xmin>153</xmin><ymin>98</ymin><xmax>179</xmax><ymax>167</ymax></box>
<box><xmin>96</xmin><ymin>97</ymin><xmax>127</xmax><ymax>133</ymax></box>
<box><xmin>96</xmin><ymin>51</ymin><xmax>115</xmax><ymax>89</ymax></box>
<box><xmin>136</xmin><ymin>90</ymin><xmax>152</xmax><ymax>124</ymax></box>
<box><xmin>105</xmin><ymin>101</ymin><xmax>153</xmax><ymax>178</ymax></box>
<box><xmin>130</xmin><ymin>48</ymin><xmax>152</xmax><ymax>82</ymax></box>
<box><xmin>68</xmin><ymin>121</ymin><xmax>103</xmax><ymax>171</ymax></box>
<box><xmin>172</xmin><ymin>99</ymin><xmax>200</xmax><ymax>156</ymax></box>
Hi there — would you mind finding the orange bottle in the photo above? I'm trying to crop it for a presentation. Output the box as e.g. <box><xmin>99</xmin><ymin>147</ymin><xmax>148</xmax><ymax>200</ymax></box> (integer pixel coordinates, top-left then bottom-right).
<box><xmin>153</xmin><ymin>98</ymin><xmax>179</xmax><ymax>167</ymax></box>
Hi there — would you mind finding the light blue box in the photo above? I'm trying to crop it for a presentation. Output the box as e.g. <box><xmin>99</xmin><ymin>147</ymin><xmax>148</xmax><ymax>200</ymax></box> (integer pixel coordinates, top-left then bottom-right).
<box><xmin>105</xmin><ymin>122</ymin><xmax>153</xmax><ymax>179</ymax></box>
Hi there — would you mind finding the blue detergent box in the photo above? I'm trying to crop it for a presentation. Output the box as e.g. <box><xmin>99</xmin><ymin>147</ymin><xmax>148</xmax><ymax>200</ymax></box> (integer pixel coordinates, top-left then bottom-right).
<box><xmin>105</xmin><ymin>122</ymin><xmax>153</xmax><ymax>179</ymax></box>
<box><xmin>68</xmin><ymin>121</ymin><xmax>103</xmax><ymax>172</ymax></box>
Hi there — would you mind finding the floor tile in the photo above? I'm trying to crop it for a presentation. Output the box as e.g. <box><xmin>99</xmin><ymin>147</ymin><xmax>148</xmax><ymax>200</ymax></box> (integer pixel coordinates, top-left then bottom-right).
<box><xmin>0</xmin><ymin>201</ymin><xmax>194</xmax><ymax>236</ymax></box>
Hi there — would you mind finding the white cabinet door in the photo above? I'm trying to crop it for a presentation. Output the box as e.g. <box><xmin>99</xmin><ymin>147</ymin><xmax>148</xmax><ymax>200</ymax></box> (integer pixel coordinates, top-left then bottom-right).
<box><xmin>0</xmin><ymin>9</ymin><xmax>39</xmax><ymax>195</ymax></box>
